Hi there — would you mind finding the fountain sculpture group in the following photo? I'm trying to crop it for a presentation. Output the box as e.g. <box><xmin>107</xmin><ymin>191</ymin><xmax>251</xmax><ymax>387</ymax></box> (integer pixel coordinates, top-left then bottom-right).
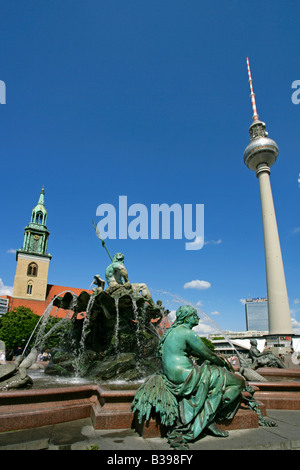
<box><xmin>0</xmin><ymin>247</ymin><xmax>290</xmax><ymax>449</ymax></box>
<box><xmin>45</xmin><ymin>252</ymin><xmax>168</xmax><ymax>382</ymax></box>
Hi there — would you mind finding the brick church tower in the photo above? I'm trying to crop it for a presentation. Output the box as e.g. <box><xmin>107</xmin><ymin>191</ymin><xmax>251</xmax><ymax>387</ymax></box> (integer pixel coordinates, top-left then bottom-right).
<box><xmin>12</xmin><ymin>187</ymin><xmax>52</xmax><ymax>301</ymax></box>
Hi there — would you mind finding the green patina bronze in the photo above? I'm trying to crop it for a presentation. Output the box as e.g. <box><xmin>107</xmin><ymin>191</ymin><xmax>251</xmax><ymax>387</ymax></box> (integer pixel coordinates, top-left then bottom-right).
<box><xmin>132</xmin><ymin>305</ymin><xmax>246</xmax><ymax>449</ymax></box>
<box><xmin>17</xmin><ymin>186</ymin><xmax>51</xmax><ymax>259</ymax></box>
<box><xmin>104</xmin><ymin>252</ymin><xmax>156</xmax><ymax>307</ymax></box>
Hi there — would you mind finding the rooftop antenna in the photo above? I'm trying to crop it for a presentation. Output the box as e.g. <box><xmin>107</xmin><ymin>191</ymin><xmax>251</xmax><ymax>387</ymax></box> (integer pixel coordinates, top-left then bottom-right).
<box><xmin>246</xmin><ymin>57</ymin><xmax>259</xmax><ymax>122</ymax></box>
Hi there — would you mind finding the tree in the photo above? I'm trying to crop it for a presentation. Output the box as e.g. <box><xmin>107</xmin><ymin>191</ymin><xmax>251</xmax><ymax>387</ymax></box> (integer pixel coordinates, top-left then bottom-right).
<box><xmin>0</xmin><ymin>306</ymin><xmax>62</xmax><ymax>353</ymax></box>
<box><xmin>201</xmin><ymin>337</ymin><xmax>215</xmax><ymax>351</ymax></box>
<box><xmin>0</xmin><ymin>306</ymin><xmax>39</xmax><ymax>351</ymax></box>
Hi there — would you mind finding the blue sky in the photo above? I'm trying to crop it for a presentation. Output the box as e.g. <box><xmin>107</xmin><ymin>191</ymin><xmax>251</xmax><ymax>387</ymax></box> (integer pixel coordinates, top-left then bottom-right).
<box><xmin>1</xmin><ymin>1</ymin><xmax>299</xmax><ymax>335</ymax></box>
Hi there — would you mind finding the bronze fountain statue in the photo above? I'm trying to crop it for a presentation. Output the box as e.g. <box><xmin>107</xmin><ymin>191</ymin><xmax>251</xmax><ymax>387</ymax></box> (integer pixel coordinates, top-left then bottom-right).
<box><xmin>0</xmin><ymin>224</ymin><xmax>278</xmax><ymax>447</ymax></box>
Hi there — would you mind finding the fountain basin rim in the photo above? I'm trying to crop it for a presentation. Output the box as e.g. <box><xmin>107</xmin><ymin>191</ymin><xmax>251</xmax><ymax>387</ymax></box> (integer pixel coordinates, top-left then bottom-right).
<box><xmin>256</xmin><ymin>367</ymin><xmax>300</xmax><ymax>378</ymax></box>
<box><xmin>250</xmin><ymin>381</ymin><xmax>300</xmax><ymax>391</ymax></box>
<box><xmin>0</xmin><ymin>384</ymin><xmax>137</xmax><ymax>401</ymax></box>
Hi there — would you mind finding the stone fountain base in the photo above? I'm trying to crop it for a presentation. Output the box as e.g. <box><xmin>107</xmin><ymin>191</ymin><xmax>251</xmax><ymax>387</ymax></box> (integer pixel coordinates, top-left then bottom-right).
<box><xmin>251</xmin><ymin>367</ymin><xmax>300</xmax><ymax>410</ymax></box>
<box><xmin>0</xmin><ymin>383</ymin><xmax>264</xmax><ymax>436</ymax></box>
<box><xmin>135</xmin><ymin>404</ymin><xmax>266</xmax><ymax>439</ymax></box>
<box><xmin>0</xmin><ymin>385</ymin><xmax>133</xmax><ymax>433</ymax></box>
<box><xmin>1</xmin><ymin>368</ymin><xmax>299</xmax><ymax>438</ymax></box>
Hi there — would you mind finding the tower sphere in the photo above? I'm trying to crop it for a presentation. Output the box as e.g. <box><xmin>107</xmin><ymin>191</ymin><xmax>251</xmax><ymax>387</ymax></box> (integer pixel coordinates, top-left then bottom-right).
<box><xmin>244</xmin><ymin>120</ymin><xmax>278</xmax><ymax>171</ymax></box>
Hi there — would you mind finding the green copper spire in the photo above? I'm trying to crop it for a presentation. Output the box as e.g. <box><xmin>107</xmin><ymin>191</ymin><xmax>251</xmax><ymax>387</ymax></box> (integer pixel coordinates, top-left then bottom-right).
<box><xmin>18</xmin><ymin>187</ymin><xmax>51</xmax><ymax>259</ymax></box>
<box><xmin>37</xmin><ymin>185</ymin><xmax>45</xmax><ymax>206</ymax></box>
<box><xmin>30</xmin><ymin>186</ymin><xmax>47</xmax><ymax>226</ymax></box>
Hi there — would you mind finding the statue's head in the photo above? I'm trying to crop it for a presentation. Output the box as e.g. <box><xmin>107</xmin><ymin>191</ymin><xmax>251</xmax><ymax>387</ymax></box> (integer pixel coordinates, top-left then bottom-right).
<box><xmin>157</xmin><ymin>305</ymin><xmax>199</xmax><ymax>358</ymax></box>
<box><xmin>112</xmin><ymin>252</ymin><xmax>125</xmax><ymax>263</ymax></box>
<box><xmin>250</xmin><ymin>339</ymin><xmax>257</xmax><ymax>346</ymax></box>
<box><xmin>176</xmin><ymin>305</ymin><xmax>198</xmax><ymax>324</ymax></box>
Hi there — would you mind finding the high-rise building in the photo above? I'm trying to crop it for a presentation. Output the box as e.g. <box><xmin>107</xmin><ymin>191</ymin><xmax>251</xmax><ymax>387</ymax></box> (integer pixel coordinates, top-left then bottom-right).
<box><xmin>0</xmin><ymin>298</ymin><xmax>9</xmax><ymax>316</ymax></box>
<box><xmin>245</xmin><ymin>297</ymin><xmax>268</xmax><ymax>332</ymax></box>
<box><xmin>243</xmin><ymin>58</ymin><xmax>293</xmax><ymax>338</ymax></box>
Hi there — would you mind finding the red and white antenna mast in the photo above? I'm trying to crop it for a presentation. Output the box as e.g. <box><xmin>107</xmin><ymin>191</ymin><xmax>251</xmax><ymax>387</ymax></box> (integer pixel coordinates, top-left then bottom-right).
<box><xmin>246</xmin><ymin>57</ymin><xmax>259</xmax><ymax>122</ymax></box>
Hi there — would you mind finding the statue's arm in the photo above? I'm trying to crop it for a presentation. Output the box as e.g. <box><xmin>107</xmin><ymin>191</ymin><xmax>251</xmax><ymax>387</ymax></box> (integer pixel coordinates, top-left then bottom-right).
<box><xmin>186</xmin><ymin>330</ymin><xmax>225</xmax><ymax>367</ymax></box>
<box><xmin>251</xmin><ymin>347</ymin><xmax>262</xmax><ymax>357</ymax></box>
<box><xmin>119</xmin><ymin>265</ymin><xmax>129</xmax><ymax>282</ymax></box>
<box><xmin>105</xmin><ymin>265</ymin><xmax>113</xmax><ymax>281</ymax></box>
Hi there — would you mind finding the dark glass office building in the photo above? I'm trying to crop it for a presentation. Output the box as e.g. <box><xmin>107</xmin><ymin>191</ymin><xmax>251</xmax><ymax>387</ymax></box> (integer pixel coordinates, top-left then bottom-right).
<box><xmin>245</xmin><ymin>297</ymin><xmax>269</xmax><ymax>331</ymax></box>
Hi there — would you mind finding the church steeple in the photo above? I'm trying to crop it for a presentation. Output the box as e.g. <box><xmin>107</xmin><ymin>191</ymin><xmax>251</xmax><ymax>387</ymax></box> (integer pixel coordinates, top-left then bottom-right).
<box><xmin>19</xmin><ymin>187</ymin><xmax>51</xmax><ymax>258</ymax></box>
<box><xmin>31</xmin><ymin>186</ymin><xmax>47</xmax><ymax>225</ymax></box>
<box><xmin>13</xmin><ymin>188</ymin><xmax>52</xmax><ymax>301</ymax></box>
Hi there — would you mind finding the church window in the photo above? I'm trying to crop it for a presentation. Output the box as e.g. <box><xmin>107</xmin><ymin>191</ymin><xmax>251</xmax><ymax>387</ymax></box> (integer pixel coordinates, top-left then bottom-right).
<box><xmin>27</xmin><ymin>262</ymin><xmax>38</xmax><ymax>276</ymax></box>
<box><xmin>35</xmin><ymin>211</ymin><xmax>43</xmax><ymax>224</ymax></box>
<box><xmin>27</xmin><ymin>283</ymin><xmax>33</xmax><ymax>295</ymax></box>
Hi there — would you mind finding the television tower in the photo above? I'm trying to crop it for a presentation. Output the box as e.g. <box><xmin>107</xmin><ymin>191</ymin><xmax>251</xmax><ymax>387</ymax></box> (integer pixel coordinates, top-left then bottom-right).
<box><xmin>243</xmin><ymin>58</ymin><xmax>293</xmax><ymax>337</ymax></box>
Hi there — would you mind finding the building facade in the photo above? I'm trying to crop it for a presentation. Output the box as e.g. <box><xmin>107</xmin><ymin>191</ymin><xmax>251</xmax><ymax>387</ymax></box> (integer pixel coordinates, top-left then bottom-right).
<box><xmin>0</xmin><ymin>298</ymin><xmax>9</xmax><ymax>316</ymax></box>
<box><xmin>245</xmin><ymin>297</ymin><xmax>269</xmax><ymax>332</ymax></box>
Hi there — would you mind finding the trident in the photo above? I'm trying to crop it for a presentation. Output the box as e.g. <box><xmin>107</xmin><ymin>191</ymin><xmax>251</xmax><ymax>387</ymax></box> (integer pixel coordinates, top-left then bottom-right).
<box><xmin>92</xmin><ymin>220</ymin><xmax>113</xmax><ymax>262</ymax></box>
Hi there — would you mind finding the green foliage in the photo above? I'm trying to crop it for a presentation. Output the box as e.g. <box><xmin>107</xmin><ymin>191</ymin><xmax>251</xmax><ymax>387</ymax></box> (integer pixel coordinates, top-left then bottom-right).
<box><xmin>200</xmin><ymin>337</ymin><xmax>215</xmax><ymax>351</ymax></box>
<box><xmin>0</xmin><ymin>305</ymin><xmax>61</xmax><ymax>351</ymax></box>
<box><xmin>0</xmin><ymin>306</ymin><xmax>39</xmax><ymax>350</ymax></box>
<box><xmin>41</xmin><ymin>316</ymin><xmax>64</xmax><ymax>350</ymax></box>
